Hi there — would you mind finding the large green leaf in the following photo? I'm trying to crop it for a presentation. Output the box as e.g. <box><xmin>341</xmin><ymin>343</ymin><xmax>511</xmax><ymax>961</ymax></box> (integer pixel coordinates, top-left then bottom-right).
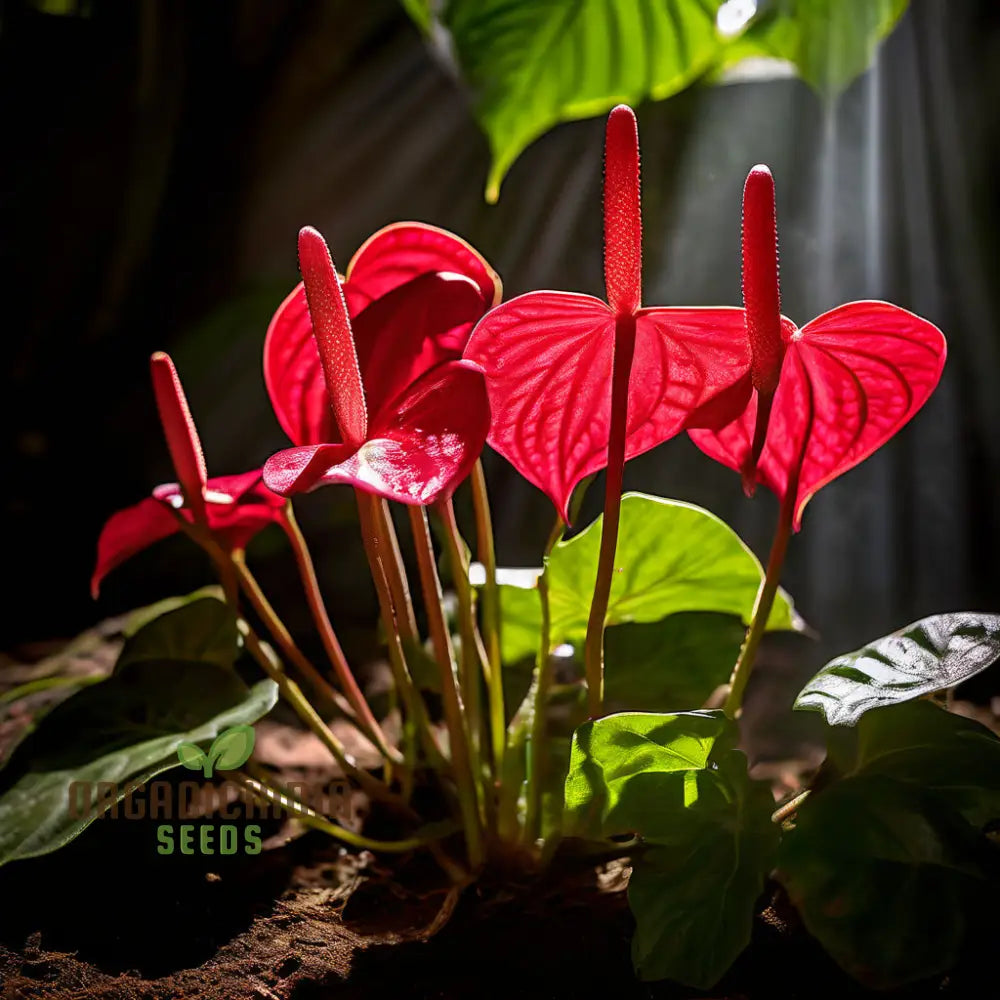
<box><xmin>420</xmin><ymin>0</ymin><xmax>726</xmax><ymax>200</ymax></box>
<box><xmin>117</xmin><ymin>595</ymin><xmax>243</xmax><ymax>672</ymax></box>
<box><xmin>795</xmin><ymin>613</ymin><xmax>1000</xmax><ymax>726</ymax></box>
<box><xmin>548</xmin><ymin>494</ymin><xmax>796</xmax><ymax>644</ymax></box>
<box><xmin>565</xmin><ymin>711</ymin><xmax>777</xmax><ymax>987</ymax></box>
<box><xmin>777</xmin><ymin>773</ymin><xmax>991</xmax><ymax>989</ymax></box>
<box><xmin>720</xmin><ymin>0</ymin><xmax>909</xmax><ymax>95</ymax></box>
<box><xmin>0</xmin><ymin>660</ymin><xmax>277</xmax><ymax>866</ymax></box>
<box><xmin>605</xmin><ymin>612</ymin><xmax>746</xmax><ymax>711</ymax></box>
<box><xmin>826</xmin><ymin>701</ymin><xmax>1000</xmax><ymax>829</ymax></box>
<box><xmin>629</xmin><ymin>751</ymin><xmax>779</xmax><ymax>987</ymax></box>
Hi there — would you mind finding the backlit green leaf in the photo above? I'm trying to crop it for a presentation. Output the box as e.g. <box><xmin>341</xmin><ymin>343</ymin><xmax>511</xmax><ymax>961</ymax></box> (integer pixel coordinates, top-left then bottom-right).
<box><xmin>548</xmin><ymin>494</ymin><xmax>796</xmax><ymax>645</ymax></box>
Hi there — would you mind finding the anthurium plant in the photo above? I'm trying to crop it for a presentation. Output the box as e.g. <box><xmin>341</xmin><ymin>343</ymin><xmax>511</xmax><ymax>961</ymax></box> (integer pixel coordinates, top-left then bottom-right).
<box><xmin>2</xmin><ymin>104</ymin><xmax>998</xmax><ymax>991</ymax></box>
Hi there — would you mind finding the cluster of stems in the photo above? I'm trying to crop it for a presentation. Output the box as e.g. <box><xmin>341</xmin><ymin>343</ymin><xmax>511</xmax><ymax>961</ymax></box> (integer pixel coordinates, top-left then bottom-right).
<box><xmin>176</xmin><ymin>459</ymin><xmax>543</xmax><ymax>875</ymax></box>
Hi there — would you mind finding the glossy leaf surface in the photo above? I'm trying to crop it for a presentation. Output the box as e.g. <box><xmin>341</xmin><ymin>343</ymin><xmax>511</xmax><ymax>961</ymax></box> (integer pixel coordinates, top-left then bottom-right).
<box><xmin>0</xmin><ymin>658</ymin><xmax>276</xmax><ymax>866</ymax></box>
<box><xmin>565</xmin><ymin>712</ymin><xmax>777</xmax><ymax>987</ymax></box>
<box><xmin>795</xmin><ymin>613</ymin><xmax>1000</xmax><ymax>725</ymax></box>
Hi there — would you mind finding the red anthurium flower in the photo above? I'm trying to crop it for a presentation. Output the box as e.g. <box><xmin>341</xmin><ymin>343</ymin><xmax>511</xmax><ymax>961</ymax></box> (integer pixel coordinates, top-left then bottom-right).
<box><xmin>262</xmin><ymin>226</ymin><xmax>494</xmax><ymax>505</ymax></box>
<box><xmin>92</xmin><ymin>354</ymin><xmax>285</xmax><ymax>597</ymax></box>
<box><xmin>463</xmin><ymin>105</ymin><xmax>753</xmax><ymax>522</ymax></box>
<box><xmin>690</xmin><ymin>166</ymin><xmax>947</xmax><ymax>530</ymax></box>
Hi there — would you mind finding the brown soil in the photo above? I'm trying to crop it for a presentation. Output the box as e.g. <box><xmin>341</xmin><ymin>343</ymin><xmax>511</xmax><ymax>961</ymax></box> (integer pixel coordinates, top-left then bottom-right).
<box><xmin>1</xmin><ymin>631</ymin><xmax>996</xmax><ymax>999</ymax></box>
<box><xmin>0</xmin><ymin>802</ymin><xmax>993</xmax><ymax>1000</ymax></box>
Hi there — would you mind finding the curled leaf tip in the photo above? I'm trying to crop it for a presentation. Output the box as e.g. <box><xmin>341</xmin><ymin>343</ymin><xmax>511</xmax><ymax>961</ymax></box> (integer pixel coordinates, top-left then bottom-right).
<box><xmin>149</xmin><ymin>351</ymin><xmax>208</xmax><ymax>524</ymax></box>
<box><xmin>603</xmin><ymin>104</ymin><xmax>642</xmax><ymax>316</ymax></box>
<box><xmin>297</xmin><ymin>225</ymin><xmax>368</xmax><ymax>448</ymax></box>
<box><xmin>742</xmin><ymin>165</ymin><xmax>783</xmax><ymax>396</ymax></box>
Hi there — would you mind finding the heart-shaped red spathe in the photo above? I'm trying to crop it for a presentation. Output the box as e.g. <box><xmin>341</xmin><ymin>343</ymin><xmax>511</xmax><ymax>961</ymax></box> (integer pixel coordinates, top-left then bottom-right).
<box><xmin>463</xmin><ymin>104</ymin><xmax>752</xmax><ymax>523</ymax></box>
<box><xmin>92</xmin><ymin>471</ymin><xmax>285</xmax><ymax>598</ymax></box>
<box><xmin>262</xmin><ymin>226</ymin><xmax>494</xmax><ymax>506</ymax></box>
<box><xmin>690</xmin><ymin>302</ymin><xmax>946</xmax><ymax>530</ymax></box>
<box><xmin>93</xmin><ymin>354</ymin><xmax>287</xmax><ymax>597</ymax></box>
<box><xmin>263</xmin><ymin>360</ymin><xmax>490</xmax><ymax>505</ymax></box>
<box><xmin>466</xmin><ymin>292</ymin><xmax>751</xmax><ymax>521</ymax></box>
<box><xmin>266</xmin><ymin>270</ymin><xmax>491</xmax><ymax>446</ymax></box>
<box><xmin>689</xmin><ymin>166</ymin><xmax>946</xmax><ymax>531</ymax></box>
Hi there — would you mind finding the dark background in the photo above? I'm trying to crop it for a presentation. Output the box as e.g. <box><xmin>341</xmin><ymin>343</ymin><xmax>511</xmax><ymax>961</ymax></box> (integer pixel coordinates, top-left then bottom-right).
<box><xmin>2</xmin><ymin>0</ymin><xmax>998</xmax><ymax>667</ymax></box>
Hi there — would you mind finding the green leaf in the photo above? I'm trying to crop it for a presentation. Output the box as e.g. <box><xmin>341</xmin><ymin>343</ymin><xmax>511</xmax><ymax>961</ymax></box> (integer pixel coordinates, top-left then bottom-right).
<box><xmin>564</xmin><ymin>711</ymin><xmax>776</xmax><ymax>987</ymax></box>
<box><xmin>400</xmin><ymin>0</ymin><xmax>432</xmax><ymax>34</ymax></box>
<box><xmin>208</xmin><ymin>724</ymin><xmax>257</xmax><ymax>774</ymax></box>
<box><xmin>422</xmin><ymin>0</ymin><xmax>726</xmax><ymax>200</ymax></box>
<box><xmin>720</xmin><ymin>0</ymin><xmax>909</xmax><ymax>95</ymax></box>
<box><xmin>497</xmin><ymin>581</ymin><xmax>544</xmax><ymax>664</ymax></box>
<box><xmin>122</xmin><ymin>586</ymin><xmax>225</xmax><ymax>638</ymax></box>
<box><xmin>117</xmin><ymin>596</ymin><xmax>242</xmax><ymax>673</ymax></box>
<box><xmin>629</xmin><ymin>751</ymin><xmax>780</xmax><ymax>986</ymax></box>
<box><xmin>0</xmin><ymin>661</ymin><xmax>277</xmax><ymax>866</ymax></box>
<box><xmin>826</xmin><ymin>701</ymin><xmax>1000</xmax><ymax>829</ymax></box>
<box><xmin>564</xmin><ymin>709</ymin><xmax>735</xmax><ymax>838</ymax></box>
<box><xmin>778</xmin><ymin>773</ymin><xmax>990</xmax><ymax>989</ymax></box>
<box><xmin>548</xmin><ymin>494</ymin><xmax>796</xmax><ymax>646</ymax></box>
<box><xmin>176</xmin><ymin>742</ymin><xmax>207</xmax><ymax>772</ymax></box>
<box><xmin>605</xmin><ymin>612</ymin><xmax>747</xmax><ymax>711</ymax></box>
<box><xmin>795</xmin><ymin>613</ymin><xmax>1000</xmax><ymax>726</ymax></box>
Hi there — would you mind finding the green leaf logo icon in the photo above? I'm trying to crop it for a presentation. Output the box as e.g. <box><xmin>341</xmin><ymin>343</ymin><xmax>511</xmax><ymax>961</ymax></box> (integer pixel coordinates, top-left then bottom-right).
<box><xmin>176</xmin><ymin>724</ymin><xmax>256</xmax><ymax>778</ymax></box>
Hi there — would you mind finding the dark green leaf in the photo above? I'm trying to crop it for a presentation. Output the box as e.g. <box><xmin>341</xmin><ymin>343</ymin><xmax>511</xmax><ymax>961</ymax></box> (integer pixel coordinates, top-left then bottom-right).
<box><xmin>719</xmin><ymin>0</ymin><xmax>909</xmax><ymax>95</ymax></box>
<box><xmin>0</xmin><ymin>661</ymin><xmax>277</xmax><ymax>866</ymax></box>
<box><xmin>548</xmin><ymin>494</ymin><xmax>797</xmax><ymax>646</ymax></box>
<box><xmin>629</xmin><ymin>751</ymin><xmax>780</xmax><ymax>987</ymax></box>
<box><xmin>122</xmin><ymin>586</ymin><xmax>225</xmax><ymax>638</ymax></box>
<box><xmin>117</xmin><ymin>596</ymin><xmax>242</xmax><ymax>672</ymax></box>
<box><xmin>778</xmin><ymin>773</ymin><xmax>991</xmax><ymax>989</ymax></box>
<box><xmin>418</xmin><ymin>0</ymin><xmax>726</xmax><ymax>200</ymax></box>
<box><xmin>605</xmin><ymin>612</ymin><xmax>746</xmax><ymax>711</ymax></box>
<box><xmin>795</xmin><ymin>613</ymin><xmax>1000</xmax><ymax>725</ymax></box>
<box><xmin>825</xmin><ymin>701</ymin><xmax>1000</xmax><ymax>828</ymax></box>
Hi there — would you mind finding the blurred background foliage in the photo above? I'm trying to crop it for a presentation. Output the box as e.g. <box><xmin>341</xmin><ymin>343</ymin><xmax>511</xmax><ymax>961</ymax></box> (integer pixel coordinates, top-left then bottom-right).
<box><xmin>2</xmin><ymin>0</ymin><xmax>998</xmax><ymax>688</ymax></box>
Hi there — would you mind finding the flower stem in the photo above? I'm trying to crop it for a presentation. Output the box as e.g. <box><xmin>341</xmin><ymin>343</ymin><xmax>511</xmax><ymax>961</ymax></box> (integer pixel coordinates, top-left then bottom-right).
<box><xmin>280</xmin><ymin>503</ymin><xmax>390</xmax><ymax>756</ymax></box>
<box><xmin>471</xmin><ymin>460</ymin><xmax>504</xmax><ymax>779</ymax></box>
<box><xmin>229</xmin><ymin>549</ymin><xmax>383</xmax><ymax>747</ymax></box>
<box><xmin>523</xmin><ymin>516</ymin><xmax>564</xmax><ymax>844</ymax></box>
<box><xmin>583</xmin><ymin>315</ymin><xmax>637</xmax><ymax>718</ymax></box>
<box><xmin>408</xmin><ymin>504</ymin><xmax>485</xmax><ymax>869</ymax></box>
<box><xmin>723</xmin><ymin>495</ymin><xmax>794</xmax><ymax>719</ymax></box>
<box><xmin>355</xmin><ymin>491</ymin><xmax>446</xmax><ymax>771</ymax></box>
<box><xmin>239</xmin><ymin>623</ymin><xmax>411</xmax><ymax>814</ymax></box>
<box><xmin>435</xmin><ymin>499</ymin><xmax>485</xmax><ymax>762</ymax></box>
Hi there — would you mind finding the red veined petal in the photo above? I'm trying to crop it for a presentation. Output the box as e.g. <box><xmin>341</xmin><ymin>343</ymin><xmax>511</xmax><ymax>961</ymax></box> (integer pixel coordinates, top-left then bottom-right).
<box><xmin>150</xmin><ymin>353</ymin><xmax>208</xmax><ymax>524</ymax></box>
<box><xmin>352</xmin><ymin>272</ymin><xmax>489</xmax><ymax>421</ymax></box>
<box><xmin>263</xmin><ymin>283</ymin><xmax>338</xmax><ymax>446</ymax></box>
<box><xmin>263</xmin><ymin>361</ymin><xmax>489</xmax><ymax>505</ymax></box>
<box><xmin>298</xmin><ymin>226</ymin><xmax>368</xmax><ymax>447</ymax></box>
<box><xmin>691</xmin><ymin>301</ymin><xmax>946</xmax><ymax>529</ymax></box>
<box><xmin>603</xmin><ymin>105</ymin><xmax>642</xmax><ymax>316</ymax></box>
<box><xmin>345</xmin><ymin>222</ymin><xmax>502</xmax><ymax>312</ymax></box>
<box><xmin>265</xmin><ymin>272</ymin><xmax>490</xmax><ymax>447</ymax></box>
<box><xmin>464</xmin><ymin>292</ymin><xmax>752</xmax><ymax>521</ymax></box>
<box><xmin>203</xmin><ymin>471</ymin><xmax>286</xmax><ymax>550</ymax></box>
<box><xmin>91</xmin><ymin>495</ymin><xmax>180</xmax><ymax>598</ymax></box>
